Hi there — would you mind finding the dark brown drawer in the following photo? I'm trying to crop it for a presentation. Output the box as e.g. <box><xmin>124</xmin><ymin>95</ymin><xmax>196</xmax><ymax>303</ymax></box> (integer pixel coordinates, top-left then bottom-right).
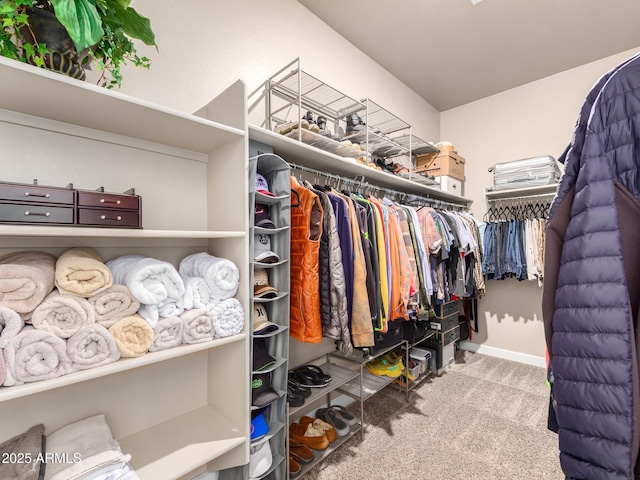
<box><xmin>77</xmin><ymin>191</ymin><xmax>141</xmax><ymax>210</ymax></box>
<box><xmin>0</xmin><ymin>202</ymin><xmax>74</xmax><ymax>224</ymax></box>
<box><xmin>433</xmin><ymin>301</ymin><xmax>459</xmax><ymax>318</ymax></box>
<box><xmin>429</xmin><ymin>312</ymin><xmax>458</xmax><ymax>332</ymax></box>
<box><xmin>77</xmin><ymin>208</ymin><xmax>141</xmax><ymax>228</ymax></box>
<box><xmin>0</xmin><ymin>182</ymin><xmax>74</xmax><ymax>205</ymax></box>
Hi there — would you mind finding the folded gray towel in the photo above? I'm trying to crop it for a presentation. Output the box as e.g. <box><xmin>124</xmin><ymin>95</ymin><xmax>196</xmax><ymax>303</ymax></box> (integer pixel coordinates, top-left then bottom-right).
<box><xmin>0</xmin><ymin>424</ymin><xmax>45</xmax><ymax>480</ymax></box>
<box><xmin>44</xmin><ymin>414</ymin><xmax>127</xmax><ymax>480</ymax></box>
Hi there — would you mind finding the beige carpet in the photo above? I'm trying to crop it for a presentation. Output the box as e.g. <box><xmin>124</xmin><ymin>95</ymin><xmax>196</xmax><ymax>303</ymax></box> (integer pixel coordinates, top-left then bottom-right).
<box><xmin>303</xmin><ymin>350</ymin><xmax>564</xmax><ymax>480</ymax></box>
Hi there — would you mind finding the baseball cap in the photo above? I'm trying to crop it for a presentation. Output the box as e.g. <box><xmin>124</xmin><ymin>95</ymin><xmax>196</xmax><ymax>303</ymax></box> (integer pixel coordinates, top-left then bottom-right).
<box><xmin>255</xmin><ymin>173</ymin><xmax>275</xmax><ymax>197</ymax></box>
<box><xmin>254</xmin><ymin>268</ymin><xmax>278</xmax><ymax>299</ymax></box>
<box><xmin>253</xmin><ymin>337</ymin><xmax>276</xmax><ymax>371</ymax></box>
<box><xmin>248</xmin><ymin>436</ymin><xmax>273</xmax><ymax>478</ymax></box>
<box><xmin>255</xmin><ymin>204</ymin><xmax>276</xmax><ymax>229</ymax></box>
<box><xmin>253</xmin><ymin>303</ymin><xmax>279</xmax><ymax>335</ymax></box>
<box><xmin>252</xmin><ymin>372</ymin><xmax>279</xmax><ymax>408</ymax></box>
<box><xmin>250</xmin><ymin>412</ymin><xmax>269</xmax><ymax>441</ymax></box>
<box><xmin>254</xmin><ymin>234</ymin><xmax>280</xmax><ymax>264</ymax></box>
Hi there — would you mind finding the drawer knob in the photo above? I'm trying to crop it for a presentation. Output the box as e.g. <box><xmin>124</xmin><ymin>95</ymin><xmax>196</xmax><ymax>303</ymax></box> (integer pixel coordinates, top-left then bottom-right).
<box><xmin>100</xmin><ymin>199</ymin><xmax>121</xmax><ymax>205</ymax></box>
<box><xmin>24</xmin><ymin>192</ymin><xmax>50</xmax><ymax>198</ymax></box>
<box><xmin>100</xmin><ymin>215</ymin><xmax>122</xmax><ymax>221</ymax></box>
<box><xmin>24</xmin><ymin>211</ymin><xmax>50</xmax><ymax>217</ymax></box>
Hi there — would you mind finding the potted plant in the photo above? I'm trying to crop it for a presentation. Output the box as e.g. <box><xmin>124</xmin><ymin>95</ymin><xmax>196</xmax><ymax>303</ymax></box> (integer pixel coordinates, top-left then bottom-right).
<box><xmin>0</xmin><ymin>0</ymin><xmax>156</xmax><ymax>88</ymax></box>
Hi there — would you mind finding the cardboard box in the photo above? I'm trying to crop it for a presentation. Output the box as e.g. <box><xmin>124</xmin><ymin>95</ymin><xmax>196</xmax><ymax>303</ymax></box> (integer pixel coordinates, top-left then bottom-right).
<box><xmin>416</xmin><ymin>151</ymin><xmax>465</xmax><ymax>181</ymax></box>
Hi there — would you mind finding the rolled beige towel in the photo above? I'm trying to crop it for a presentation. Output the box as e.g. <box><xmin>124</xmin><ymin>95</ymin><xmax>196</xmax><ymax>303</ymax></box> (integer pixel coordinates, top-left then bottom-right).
<box><xmin>108</xmin><ymin>314</ymin><xmax>154</xmax><ymax>358</ymax></box>
<box><xmin>180</xmin><ymin>309</ymin><xmax>214</xmax><ymax>344</ymax></box>
<box><xmin>149</xmin><ymin>316</ymin><xmax>184</xmax><ymax>352</ymax></box>
<box><xmin>55</xmin><ymin>247</ymin><xmax>113</xmax><ymax>298</ymax></box>
<box><xmin>31</xmin><ymin>291</ymin><xmax>95</xmax><ymax>339</ymax></box>
<box><xmin>89</xmin><ymin>284</ymin><xmax>141</xmax><ymax>329</ymax></box>
<box><xmin>0</xmin><ymin>251</ymin><xmax>56</xmax><ymax>316</ymax></box>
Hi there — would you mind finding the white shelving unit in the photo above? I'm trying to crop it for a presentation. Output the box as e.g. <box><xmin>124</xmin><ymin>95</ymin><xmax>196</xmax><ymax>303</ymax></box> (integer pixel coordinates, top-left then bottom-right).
<box><xmin>0</xmin><ymin>57</ymin><xmax>251</xmax><ymax>480</ymax></box>
<box><xmin>249</xmin><ymin>125</ymin><xmax>471</xmax><ymax>206</ymax></box>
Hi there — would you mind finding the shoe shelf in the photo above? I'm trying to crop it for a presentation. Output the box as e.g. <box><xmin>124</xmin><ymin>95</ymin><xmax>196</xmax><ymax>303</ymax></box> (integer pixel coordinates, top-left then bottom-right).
<box><xmin>288</xmin><ymin>362</ymin><xmax>361</xmax><ymax>419</ymax></box>
<box><xmin>393</xmin><ymin>133</ymin><xmax>439</xmax><ymax>157</ymax></box>
<box><xmin>249</xmin><ymin>125</ymin><xmax>472</xmax><ymax>205</ymax></box>
<box><xmin>390</xmin><ymin>369</ymin><xmax>435</xmax><ymax>393</ymax></box>
<box><xmin>343</xmin><ymin>98</ymin><xmax>411</xmax><ymax>160</ymax></box>
<box><xmin>294</xmin><ymin>423</ymin><xmax>362</xmax><ymax>479</ymax></box>
<box><xmin>338</xmin><ymin>368</ymin><xmax>402</xmax><ymax>402</ymax></box>
<box><xmin>282</xmin><ymin>128</ymin><xmax>365</xmax><ymax>159</ymax></box>
<box><xmin>268</xmin><ymin>58</ymin><xmax>365</xmax><ymax>126</ymax></box>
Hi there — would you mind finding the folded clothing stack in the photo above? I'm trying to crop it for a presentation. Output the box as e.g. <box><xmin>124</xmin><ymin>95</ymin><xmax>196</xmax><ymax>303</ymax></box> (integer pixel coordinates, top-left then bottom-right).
<box><xmin>44</xmin><ymin>414</ymin><xmax>138</xmax><ymax>480</ymax></box>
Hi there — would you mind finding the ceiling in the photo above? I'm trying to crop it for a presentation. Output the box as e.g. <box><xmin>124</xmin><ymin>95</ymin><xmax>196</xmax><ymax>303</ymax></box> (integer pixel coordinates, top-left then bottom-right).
<box><xmin>298</xmin><ymin>0</ymin><xmax>640</xmax><ymax>111</ymax></box>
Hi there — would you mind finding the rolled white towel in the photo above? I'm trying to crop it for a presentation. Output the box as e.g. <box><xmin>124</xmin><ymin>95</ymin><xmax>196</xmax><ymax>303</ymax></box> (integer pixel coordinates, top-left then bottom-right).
<box><xmin>210</xmin><ymin>298</ymin><xmax>245</xmax><ymax>338</ymax></box>
<box><xmin>107</xmin><ymin>255</ymin><xmax>185</xmax><ymax>307</ymax></box>
<box><xmin>0</xmin><ymin>305</ymin><xmax>24</xmax><ymax>349</ymax></box>
<box><xmin>149</xmin><ymin>316</ymin><xmax>184</xmax><ymax>352</ymax></box>
<box><xmin>183</xmin><ymin>276</ymin><xmax>219</xmax><ymax>311</ymax></box>
<box><xmin>67</xmin><ymin>324</ymin><xmax>121</xmax><ymax>371</ymax></box>
<box><xmin>179</xmin><ymin>253</ymin><xmax>239</xmax><ymax>301</ymax></box>
<box><xmin>4</xmin><ymin>326</ymin><xmax>72</xmax><ymax>386</ymax></box>
<box><xmin>180</xmin><ymin>309</ymin><xmax>214</xmax><ymax>344</ymax></box>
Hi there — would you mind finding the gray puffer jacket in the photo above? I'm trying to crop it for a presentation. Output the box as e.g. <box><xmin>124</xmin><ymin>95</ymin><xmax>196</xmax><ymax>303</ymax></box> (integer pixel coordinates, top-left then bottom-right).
<box><xmin>544</xmin><ymin>52</ymin><xmax>640</xmax><ymax>480</ymax></box>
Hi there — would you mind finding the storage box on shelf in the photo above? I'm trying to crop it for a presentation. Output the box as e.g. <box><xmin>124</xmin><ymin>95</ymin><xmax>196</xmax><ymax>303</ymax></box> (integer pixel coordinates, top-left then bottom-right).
<box><xmin>0</xmin><ymin>57</ymin><xmax>250</xmax><ymax>480</ymax></box>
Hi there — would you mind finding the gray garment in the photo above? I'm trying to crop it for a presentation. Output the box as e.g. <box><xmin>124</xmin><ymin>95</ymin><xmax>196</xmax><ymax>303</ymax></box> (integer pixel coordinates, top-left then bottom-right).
<box><xmin>308</xmin><ymin>184</ymin><xmax>351</xmax><ymax>355</ymax></box>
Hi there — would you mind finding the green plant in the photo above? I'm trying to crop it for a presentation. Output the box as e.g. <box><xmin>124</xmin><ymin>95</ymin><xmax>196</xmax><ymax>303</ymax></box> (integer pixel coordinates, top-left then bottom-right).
<box><xmin>0</xmin><ymin>0</ymin><xmax>156</xmax><ymax>87</ymax></box>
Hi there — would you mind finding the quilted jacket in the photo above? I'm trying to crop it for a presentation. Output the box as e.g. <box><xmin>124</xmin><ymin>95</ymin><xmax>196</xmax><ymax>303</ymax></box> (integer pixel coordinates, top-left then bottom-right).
<box><xmin>290</xmin><ymin>177</ymin><xmax>323</xmax><ymax>343</ymax></box>
<box><xmin>543</xmin><ymin>53</ymin><xmax>640</xmax><ymax>480</ymax></box>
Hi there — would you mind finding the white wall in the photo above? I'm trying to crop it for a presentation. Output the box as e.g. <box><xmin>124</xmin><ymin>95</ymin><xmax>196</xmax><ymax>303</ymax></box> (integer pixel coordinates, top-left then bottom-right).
<box><xmin>114</xmin><ymin>2</ymin><xmax>640</xmax><ymax>362</ymax></box>
<box><xmin>117</xmin><ymin>0</ymin><xmax>440</xmax><ymax>142</ymax></box>
<box><xmin>441</xmin><ymin>46</ymin><xmax>640</xmax><ymax>359</ymax></box>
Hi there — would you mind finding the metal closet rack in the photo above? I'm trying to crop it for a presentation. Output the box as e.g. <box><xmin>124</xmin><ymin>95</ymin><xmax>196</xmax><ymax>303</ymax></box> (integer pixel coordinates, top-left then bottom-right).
<box><xmin>289</xmin><ymin>161</ymin><xmax>468</xmax><ymax>211</ymax></box>
<box><xmin>485</xmin><ymin>191</ymin><xmax>557</xmax><ymax>206</ymax></box>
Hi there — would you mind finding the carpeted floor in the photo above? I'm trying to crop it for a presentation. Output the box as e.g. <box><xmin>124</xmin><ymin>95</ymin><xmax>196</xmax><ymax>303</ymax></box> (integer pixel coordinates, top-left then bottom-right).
<box><xmin>303</xmin><ymin>350</ymin><xmax>563</xmax><ymax>480</ymax></box>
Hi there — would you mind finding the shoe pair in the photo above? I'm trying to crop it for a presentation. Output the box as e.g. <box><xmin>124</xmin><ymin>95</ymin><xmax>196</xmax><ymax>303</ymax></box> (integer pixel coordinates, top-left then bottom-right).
<box><xmin>299</xmin><ymin>415</ymin><xmax>337</xmax><ymax>442</ymax></box>
<box><xmin>315</xmin><ymin>405</ymin><xmax>358</xmax><ymax>437</ymax></box>
<box><xmin>302</xmin><ymin>111</ymin><xmax>320</xmax><ymax>133</ymax></box>
<box><xmin>287</xmin><ymin>375</ymin><xmax>311</xmax><ymax>407</ymax></box>
<box><xmin>289</xmin><ymin>440</ymin><xmax>314</xmax><ymax>478</ymax></box>
<box><xmin>289</xmin><ymin>421</ymin><xmax>329</xmax><ymax>450</ymax></box>
<box><xmin>345</xmin><ymin>113</ymin><xmax>366</xmax><ymax>136</ymax></box>
<box><xmin>365</xmin><ymin>353</ymin><xmax>404</xmax><ymax>378</ymax></box>
<box><xmin>290</xmin><ymin>365</ymin><xmax>332</xmax><ymax>389</ymax></box>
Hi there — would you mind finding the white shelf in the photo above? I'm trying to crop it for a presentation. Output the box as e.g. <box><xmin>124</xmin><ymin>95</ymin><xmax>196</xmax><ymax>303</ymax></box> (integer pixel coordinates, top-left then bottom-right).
<box><xmin>0</xmin><ymin>334</ymin><xmax>247</xmax><ymax>403</ymax></box>
<box><xmin>0</xmin><ymin>225</ymin><xmax>245</xmax><ymax>239</ymax></box>
<box><xmin>118</xmin><ymin>405</ymin><xmax>246</xmax><ymax>480</ymax></box>
<box><xmin>249</xmin><ymin>125</ymin><xmax>471</xmax><ymax>204</ymax></box>
<box><xmin>484</xmin><ymin>184</ymin><xmax>558</xmax><ymax>199</ymax></box>
<box><xmin>0</xmin><ymin>57</ymin><xmax>244</xmax><ymax>154</ymax></box>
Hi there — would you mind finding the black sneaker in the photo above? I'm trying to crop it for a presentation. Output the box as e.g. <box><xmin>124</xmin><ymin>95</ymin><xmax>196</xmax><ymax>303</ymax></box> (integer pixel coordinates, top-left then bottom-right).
<box><xmin>345</xmin><ymin>113</ymin><xmax>365</xmax><ymax>136</ymax></box>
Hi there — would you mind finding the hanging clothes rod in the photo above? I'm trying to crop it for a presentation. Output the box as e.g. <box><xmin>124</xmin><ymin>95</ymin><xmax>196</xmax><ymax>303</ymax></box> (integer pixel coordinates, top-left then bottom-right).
<box><xmin>287</xmin><ymin>161</ymin><xmax>468</xmax><ymax>211</ymax></box>
<box><xmin>486</xmin><ymin>192</ymin><xmax>557</xmax><ymax>204</ymax></box>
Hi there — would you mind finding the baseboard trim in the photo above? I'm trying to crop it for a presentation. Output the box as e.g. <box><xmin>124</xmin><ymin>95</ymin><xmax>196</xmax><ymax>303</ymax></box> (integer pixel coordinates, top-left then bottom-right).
<box><xmin>459</xmin><ymin>341</ymin><xmax>546</xmax><ymax>368</ymax></box>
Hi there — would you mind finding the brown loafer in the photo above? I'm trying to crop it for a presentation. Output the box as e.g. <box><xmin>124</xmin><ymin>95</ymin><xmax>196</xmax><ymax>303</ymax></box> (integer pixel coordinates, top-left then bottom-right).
<box><xmin>289</xmin><ymin>439</ymin><xmax>314</xmax><ymax>464</ymax></box>
<box><xmin>299</xmin><ymin>415</ymin><xmax>337</xmax><ymax>443</ymax></box>
<box><xmin>289</xmin><ymin>422</ymin><xmax>329</xmax><ymax>450</ymax></box>
<box><xmin>289</xmin><ymin>454</ymin><xmax>302</xmax><ymax>478</ymax></box>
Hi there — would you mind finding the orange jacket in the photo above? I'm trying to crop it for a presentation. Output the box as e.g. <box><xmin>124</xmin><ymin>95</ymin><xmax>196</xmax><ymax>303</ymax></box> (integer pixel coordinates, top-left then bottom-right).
<box><xmin>290</xmin><ymin>177</ymin><xmax>323</xmax><ymax>343</ymax></box>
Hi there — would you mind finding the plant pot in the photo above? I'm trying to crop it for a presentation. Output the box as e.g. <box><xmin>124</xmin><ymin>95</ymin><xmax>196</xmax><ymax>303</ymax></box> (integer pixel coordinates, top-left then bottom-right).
<box><xmin>19</xmin><ymin>7</ymin><xmax>85</xmax><ymax>80</ymax></box>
